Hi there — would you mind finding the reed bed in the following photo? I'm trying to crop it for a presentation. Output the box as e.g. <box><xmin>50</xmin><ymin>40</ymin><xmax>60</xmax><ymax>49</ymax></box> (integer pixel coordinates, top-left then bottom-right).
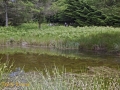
<box><xmin>0</xmin><ymin>23</ymin><xmax>120</xmax><ymax>52</ymax></box>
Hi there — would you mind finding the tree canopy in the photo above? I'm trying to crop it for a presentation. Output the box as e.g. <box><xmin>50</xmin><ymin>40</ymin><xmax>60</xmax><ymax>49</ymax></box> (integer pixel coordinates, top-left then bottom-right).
<box><xmin>0</xmin><ymin>0</ymin><xmax>51</xmax><ymax>26</ymax></box>
<box><xmin>49</xmin><ymin>0</ymin><xmax>120</xmax><ymax>27</ymax></box>
<box><xmin>0</xmin><ymin>0</ymin><xmax>120</xmax><ymax>27</ymax></box>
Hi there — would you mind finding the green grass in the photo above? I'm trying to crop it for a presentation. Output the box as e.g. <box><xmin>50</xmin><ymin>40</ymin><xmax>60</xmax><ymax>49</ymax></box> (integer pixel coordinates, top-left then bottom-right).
<box><xmin>0</xmin><ymin>61</ymin><xmax>13</xmax><ymax>87</ymax></box>
<box><xmin>0</xmin><ymin>61</ymin><xmax>13</xmax><ymax>79</ymax></box>
<box><xmin>0</xmin><ymin>23</ymin><xmax>120</xmax><ymax>52</ymax></box>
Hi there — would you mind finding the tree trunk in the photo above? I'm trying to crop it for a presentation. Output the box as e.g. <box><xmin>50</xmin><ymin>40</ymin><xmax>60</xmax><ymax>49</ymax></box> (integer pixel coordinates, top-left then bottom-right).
<box><xmin>5</xmin><ymin>2</ymin><xmax>8</xmax><ymax>27</ymax></box>
<box><xmin>38</xmin><ymin>23</ymin><xmax>41</xmax><ymax>29</ymax></box>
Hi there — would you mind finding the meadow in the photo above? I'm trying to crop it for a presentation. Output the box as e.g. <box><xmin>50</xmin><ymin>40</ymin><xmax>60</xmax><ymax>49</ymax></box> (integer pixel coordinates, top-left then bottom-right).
<box><xmin>0</xmin><ymin>23</ymin><xmax>120</xmax><ymax>53</ymax></box>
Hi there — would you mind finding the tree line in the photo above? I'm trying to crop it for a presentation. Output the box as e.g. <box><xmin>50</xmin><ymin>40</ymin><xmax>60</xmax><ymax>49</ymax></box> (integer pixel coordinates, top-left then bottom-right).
<box><xmin>0</xmin><ymin>0</ymin><xmax>53</xmax><ymax>27</ymax></box>
<box><xmin>0</xmin><ymin>0</ymin><xmax>120</xmax><ymax>27</ymax></box>
<box><xmin>49</xmin><ymin>0</ymin><xmax>120</xmax><ymax>27</ymax></box>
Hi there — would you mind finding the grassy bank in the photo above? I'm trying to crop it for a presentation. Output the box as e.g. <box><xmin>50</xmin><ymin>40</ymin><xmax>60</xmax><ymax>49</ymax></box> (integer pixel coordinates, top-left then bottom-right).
<box><xmin>0</xmin><ymin>23</ymin><xmax>120</xmax><ymax>53</ymax></box>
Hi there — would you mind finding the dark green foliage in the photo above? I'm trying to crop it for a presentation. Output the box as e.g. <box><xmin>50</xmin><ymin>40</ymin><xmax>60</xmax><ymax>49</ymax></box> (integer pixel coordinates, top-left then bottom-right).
<box><xmin>105</xmin><ymin>15</ymin><xmax>120</xmax><ymax>27</ymax></box>
<box><xmin>50</xmin><ymin>0</ymin><xmax>107</xmax><ymax>26</ymax></box>
<box><xmin>0</xmin><ymin>0</ymin><xmax>49</xmax><ymax>26</ymax></box>
<box><xmin>48</xmin><ymin>0</ymin><xmax>120</xmax><ymax>27</ymax></box>
<box><xmin>0</xmin><ymin>0</ymin><xmax>119</xmax><ymax>27</ymax></box>
<box><xmin>0</xmin><ymin>13</ymin><xmax>5</xmax><ymax>26</ymax></box>
<box><xmin>86</xmin><ymin>11</ymin><xmax>106</xmax><ymax>26</ymax></box>
<box><xmin>0</xmin><ymin>0</ymin><xmax>33</xmax><ymax>26</ymax></box>
<box><xmin>85</xmin><ymin>0</ymin><xmax>120</xmax><ymax>16</ymax></box>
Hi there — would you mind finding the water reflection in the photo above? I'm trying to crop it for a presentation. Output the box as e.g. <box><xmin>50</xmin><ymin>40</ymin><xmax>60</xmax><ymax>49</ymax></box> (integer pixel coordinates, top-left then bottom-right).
<box><xmin>0</xmin><ymin>46</ymin><xmax>120</xmax><ymax>72</ymax></box>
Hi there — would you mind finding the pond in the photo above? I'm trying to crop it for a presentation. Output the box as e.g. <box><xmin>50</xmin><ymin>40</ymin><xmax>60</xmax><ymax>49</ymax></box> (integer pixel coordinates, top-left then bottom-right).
<box><xmin>0</xmin><ymin>46</ymin><xmax>120</xmax><ymax>73</ymax></box>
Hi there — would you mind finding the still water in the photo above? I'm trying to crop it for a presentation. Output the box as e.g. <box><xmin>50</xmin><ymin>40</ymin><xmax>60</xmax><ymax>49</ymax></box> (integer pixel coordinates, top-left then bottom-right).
<box><xmin>0</xmin><ymin>46</ymin><xmax>120</xmax><ymax>72</ymax></box>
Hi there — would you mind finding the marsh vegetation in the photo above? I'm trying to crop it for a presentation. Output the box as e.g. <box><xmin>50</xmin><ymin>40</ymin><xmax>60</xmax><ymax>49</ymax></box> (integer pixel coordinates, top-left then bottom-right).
<box><xmin>0</xmin><ymin>23</ymin><xmax>120</xmax><ymax>54</ymax></box>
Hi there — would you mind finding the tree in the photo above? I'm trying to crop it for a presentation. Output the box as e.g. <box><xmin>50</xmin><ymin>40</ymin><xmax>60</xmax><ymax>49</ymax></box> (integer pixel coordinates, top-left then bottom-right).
<box><xmin>46</xmin><ymin>0</ymin><xmax>120</xmax><ymax>27</ymax></box>
<box><xmin>0</xmin><ymin>0</ymin><xmax>33</xmax><ymax>26</ymax></box>
<box><xmin>3</xmin><ymin>0</ymin><xmax>9</xmax><ymax>27</ymax></box>
<box><xmin>0</xmin><ymin>0</ymin><xmax>50</xmax><ymax>27</ymax></box>
<box><xmin>50</xmin><ymin>0</ymin><xmax>106</xmax><ymax>26</ymax></box>
<box><xmin>45</xmin><ymin>0</ymin><xmax>67</xmax><ymax>23</ymax></box>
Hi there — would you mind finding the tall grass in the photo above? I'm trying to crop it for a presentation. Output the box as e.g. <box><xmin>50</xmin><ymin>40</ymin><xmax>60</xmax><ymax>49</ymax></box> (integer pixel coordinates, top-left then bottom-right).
<box><xmin>0</xmin><ymin>61</ymin><xmax>14</xmax><ymax>89</ymax></box>
<box><xmin>24</xmin><ymin>67</ymin><xmax>120</xmax><ymax>90</ymax></box>
<box><xmin>1</xmin><ymin>65</ymin><xmax>120</xmax><ymax>90</ymax></box>
<box><xmin>0</xmin><ymin>61</ymin><xmax>13</xmax><ymax>78</ymax></box>
<box><xmin>0</xmin><ymin>23</ymin><xmax>120</xmax><ymax>52</ymax></box>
